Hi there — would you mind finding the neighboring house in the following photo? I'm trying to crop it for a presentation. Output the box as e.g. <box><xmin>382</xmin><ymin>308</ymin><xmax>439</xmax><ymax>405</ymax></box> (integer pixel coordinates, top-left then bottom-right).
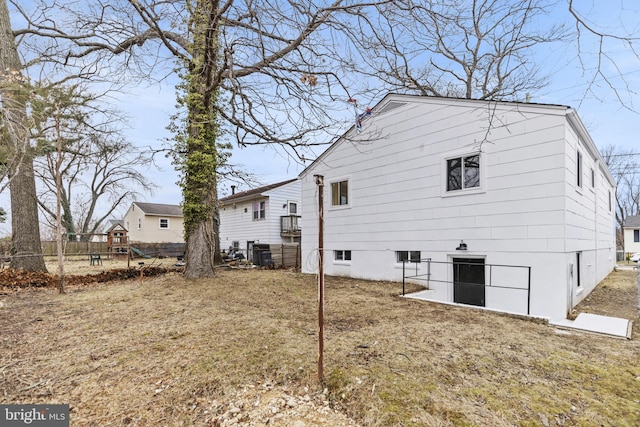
<box><xmin>299</xmin><ymin>94</ymin><xmax>616</xmax><ymax>320</ymax></box>
<box><xmin>123</xmin><ymin>202</ymin><xmax>185</xmax><ymax>243</ymax></box>
<box><xmin>91</xmin><ymin>219</ymin><xmax>124</xmax><ymax>242</ymax></box>
<box><xmin>622</xmin><ymin>215</ymin><xmax>640</xmax><ymax>255</ymax></box>
<box><xmin>219</xmin><ymin>179</ymin><xmax>301</xmax><ymax>259</ymax></box>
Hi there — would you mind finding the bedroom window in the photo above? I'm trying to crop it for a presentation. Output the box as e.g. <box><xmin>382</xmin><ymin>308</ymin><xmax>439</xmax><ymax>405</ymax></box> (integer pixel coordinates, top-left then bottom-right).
<box><xmin>331</xmin><ymin>180</ymin><xmax>349</xmax><ymax>205</ymax></box>
<box><xmin>334</xmin><ymin>250</ymin><xmax>351</xmax><ymax>261</ymax></box>
<box><xmin>159</xmin><ymin>218</ymin><xmax>169</xmax><ymax>229</ymax></box>
<box><xmin>253</xmin><ymin>201</ymin><xmax>266</xmax><ymax>220</ymax></box>
<box><xmin>396</xmin><ymin>251</ymin><xmax>421</xmax><ymax>263</ymax></box>
<box><xmin>447</xmin><ymin>154</ymin><xmax>480</xmax><ymax>191</ymax></box>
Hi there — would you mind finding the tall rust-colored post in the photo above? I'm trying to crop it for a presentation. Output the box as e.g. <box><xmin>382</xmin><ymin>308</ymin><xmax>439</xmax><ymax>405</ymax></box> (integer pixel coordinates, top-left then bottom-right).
<box><xmin>315</xmin><ymin>175</ymin><xmax>325</xmax><ymax>382</ymax></box>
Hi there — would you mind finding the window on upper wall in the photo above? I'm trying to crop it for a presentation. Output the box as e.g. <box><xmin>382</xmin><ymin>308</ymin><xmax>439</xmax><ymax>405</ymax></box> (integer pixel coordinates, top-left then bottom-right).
<box><xmin>159</xmin><ymin>218</ymin><xmax>169</xmax><ymax>229</ymax></box>
<box><xmin>289</xmin><ymin>202</ymin><xmax>298</xmax><ymax>215</ymax></box>
<box><xmin>634</xmin><ymin>230</ymin><xmax>639</xmax><ymax>243</ymax></box>
<box><xmin>576</xmin><ymin>150</ymin><xmax>583</xmax><ymax>187</ymax></box>
<box><xmin>334</xmin><ymin>250</ymin><xmax>351</xmax><ymax>261</ymax></box>
<box><xmin>396</xmin><ymin>251</ymin><xmax>421</xmax><ymax>263</ymax></box>
<box><xmin>137</xmin><ymin>218</ymin><xmax>142</xmax><ymax>230</ymax></box>
<box><xmin>331</xmin><ymin>180</ymin><xmax>349</xmax><ymax>206</ymax></box>
<box><xmin>447</xmin><ymin>154</ymin><xmax>480</xmax><ymax>191</ymax></box>
<box><xmin>253</xmin><ymin>201</ymin><xmax>266</xmax><ymax>220</ymax></box>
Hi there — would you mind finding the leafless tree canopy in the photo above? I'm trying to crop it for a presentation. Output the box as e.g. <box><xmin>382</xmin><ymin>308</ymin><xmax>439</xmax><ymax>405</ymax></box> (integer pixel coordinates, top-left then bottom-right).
<box><xmin>600</xmin><ymin>145</ymin><xmax>640</xmax><ymax>246</ymax></box>
<box><xmin>11</xmin><ymin>0</ymin><xmax>395</xmax><ymax>160</ymax></box>
<box><xmin>568</xmin><ymin>0</ymin><xmax>640</xmax><ymax>108</ymax></box>
<box><xmin>341</xmin><ymin>0</ymin><xmax>568</xmax><ymax>100</ymax></box>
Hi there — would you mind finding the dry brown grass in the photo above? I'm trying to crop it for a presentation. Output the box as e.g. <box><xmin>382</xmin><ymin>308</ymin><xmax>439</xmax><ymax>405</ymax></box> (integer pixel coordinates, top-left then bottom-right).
<box><xmin>44</xmin><ymin>256</ymin><xmax>161</xmax><ymax>275</ymax></box>
<box><xmin>1</xmin><ymin>267</ymin><xmax>639</xmax><ymax>426</ymax></box>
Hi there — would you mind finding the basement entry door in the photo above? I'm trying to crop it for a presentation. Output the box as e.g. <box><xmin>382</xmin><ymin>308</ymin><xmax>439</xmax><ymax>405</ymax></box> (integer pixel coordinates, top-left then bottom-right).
<box><xmin>453</xmin><ymin>258</ymin><xmax>486</xmax><ymax>307</ymax></box>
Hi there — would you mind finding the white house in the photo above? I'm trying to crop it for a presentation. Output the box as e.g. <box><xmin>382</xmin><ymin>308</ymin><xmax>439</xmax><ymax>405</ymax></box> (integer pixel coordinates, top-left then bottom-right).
<box><xmin>123</xmin><ymin>202</ymin><xmax>185</xmax><ymax>244</ymax></box>
<box><xmin>219</xmin><ymin>179</ymin><xmax>301</xmax><ymax>261</ymax></box>
<box><xmin>622</xmin><ymin>215</ymin><xmax>640</xmax><ymax>256</ymax></box>
<box><xmin>299</xmin><ymin>94</ymin><xmax>616</xmax><ymax>320</ymax></box>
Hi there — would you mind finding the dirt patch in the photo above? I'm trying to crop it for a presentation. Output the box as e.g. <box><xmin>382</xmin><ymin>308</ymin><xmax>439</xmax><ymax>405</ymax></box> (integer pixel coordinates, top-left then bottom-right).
<box><xmin>1</xmin><ymin>268</ymin><xmax>639</xmax><ymax>426</ymax></box>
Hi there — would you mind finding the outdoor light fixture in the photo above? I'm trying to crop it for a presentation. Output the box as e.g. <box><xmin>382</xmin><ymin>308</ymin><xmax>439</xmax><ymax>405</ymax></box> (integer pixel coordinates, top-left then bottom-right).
<box><xmin>456</xmin><ymin>240</ymin><xmax>467</xmax><ymax>251</ymax></box>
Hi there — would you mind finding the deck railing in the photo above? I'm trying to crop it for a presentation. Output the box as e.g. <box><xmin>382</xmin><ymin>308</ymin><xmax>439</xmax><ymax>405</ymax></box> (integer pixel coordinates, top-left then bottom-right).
<box><xmin>280</xmin><ymin>215</ymin><xmax>301</xmax><ymax>236</ymax></box>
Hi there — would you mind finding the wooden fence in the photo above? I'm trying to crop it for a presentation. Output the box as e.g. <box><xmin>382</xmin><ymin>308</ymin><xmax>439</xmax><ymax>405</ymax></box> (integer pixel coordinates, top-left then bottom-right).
<box><xmin>42</xmin><ymin>241</ymin><xmax>108</xmax><ymax>256</ymax></box>
<box><xmin>269</xmin><ymin>243</ymin><xmax>300</xmax><ymax>269</ymax></box>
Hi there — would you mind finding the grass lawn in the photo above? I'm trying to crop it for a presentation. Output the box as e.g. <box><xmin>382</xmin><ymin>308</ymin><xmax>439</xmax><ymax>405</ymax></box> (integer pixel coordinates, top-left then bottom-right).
<box><xmin>1</xmin><ymin>266</ymin><xmax>639</xmax><ymax>426</ymax></box>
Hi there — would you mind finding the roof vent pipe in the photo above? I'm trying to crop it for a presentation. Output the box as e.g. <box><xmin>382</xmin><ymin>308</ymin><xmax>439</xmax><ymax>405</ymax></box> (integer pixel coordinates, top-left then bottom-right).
<box><xmin>231</xmin><ymin>185</ymin><xmax>236</xmax><ymax>195</ymax></box>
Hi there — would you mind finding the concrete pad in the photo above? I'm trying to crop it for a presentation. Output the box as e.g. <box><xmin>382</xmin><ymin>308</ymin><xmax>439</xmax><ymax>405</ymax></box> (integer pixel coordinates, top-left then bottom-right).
<box><xmin>550</xmin><ymin>313</ymin><xmax>633</xmax><ymax>340</ymax></box>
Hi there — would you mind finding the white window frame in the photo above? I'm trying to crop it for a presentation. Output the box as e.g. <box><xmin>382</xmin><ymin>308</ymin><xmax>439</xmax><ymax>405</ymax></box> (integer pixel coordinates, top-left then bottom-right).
<box><xmin>396</xmin><ymin>251</ymin><xmax>421</xmax><ymax>264</ymax></box>
<box><xmin>137</xmin><ymin>218</ymin><xmax>142</xmax><ymax>230</ymax></box>
<box><xmin>159</xmin><ymin>218</ymin><xmax>169</xmax><ymax>229</ymax></box>
<box><xmin>253</xmin><ymin>200</ymin><xmax>266</xmax><ymax>220</ymax></box>
<box><xmin>330</xmin><ymin>178</ymin><xmax>350</xmax><ymax>208</ymax></box>
<box><xmin>333</xmin><ymin>250</ymin><xmax>352</xmax><ymax>264</ymax></box>
<box><xmin>288</xmin><ymin>201</ymin><xmax>298</xmax><ymax>215</ymax></box>
<box><xmin>576</xmin><ymin>149</ymin><xmax>583</xmax><ymax>188</ymax></box>
<box><xmin>441</xmin><ymin>150</ymin><xmax>484</xmax><ymax>197</ymax></box>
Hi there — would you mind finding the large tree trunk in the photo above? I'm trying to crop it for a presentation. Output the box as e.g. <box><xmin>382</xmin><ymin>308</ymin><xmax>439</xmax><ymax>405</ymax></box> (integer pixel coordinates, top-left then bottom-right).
<box><xmin>10</xmin><ymin>153</ymin><xmax>46</xmax><ymax>271</ymax></box>
<box><xmin>0</xmin><ymin>1</ymin><xmax>47</xmax><ymax>272</ymax></box>
<box><xmin>181</xmin><ymin>0</ymin><xmax>222</xmax><ymax>278</ymax></box>
<box><xmin>184</xmin><ymin>214</ymin><xmax>216</xmax><ymax>278</ymax></box>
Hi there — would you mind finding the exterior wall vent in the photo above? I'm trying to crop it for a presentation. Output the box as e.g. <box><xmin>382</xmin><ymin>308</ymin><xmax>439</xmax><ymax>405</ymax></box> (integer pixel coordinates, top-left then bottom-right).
<box><xmin>377</xmin><ymin>101</ymin><xmax>407</xmax><ymax>115</ymax></box>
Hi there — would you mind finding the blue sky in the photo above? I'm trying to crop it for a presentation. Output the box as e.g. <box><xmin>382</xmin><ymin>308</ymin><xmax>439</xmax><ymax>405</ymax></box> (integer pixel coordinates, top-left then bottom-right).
<box><xmin>1</xmin><ymin>0</ymin><xmax>639</xmax><ymax>236</ymax></box>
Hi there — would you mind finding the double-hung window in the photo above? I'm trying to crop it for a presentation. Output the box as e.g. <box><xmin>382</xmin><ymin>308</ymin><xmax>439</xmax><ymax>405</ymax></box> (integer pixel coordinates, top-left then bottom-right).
<box><xmin>447</xmin><ymin>154</ymin><xmax>480</xmax><ymax>191</ymax></box>
<box><xmin>253</xmin><ymin>201</ymin><xmax>266</xmax><ymax>220</ymax></box>
<box><xmin>159</xmin><ymin>218</ymin><xmax>169</xmax><ymax>229</ymax></box>
<box><xmin>331</xmin><ymin>180</ymin><xmax>349</xmax><ymax>206</ymax></box>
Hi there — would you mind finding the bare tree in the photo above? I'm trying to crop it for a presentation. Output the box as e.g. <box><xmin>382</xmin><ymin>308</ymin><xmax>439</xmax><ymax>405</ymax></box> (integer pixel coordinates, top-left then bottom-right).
<box><xmin>343</xmin><ymin>0</ymin><xmax>567</xmax><ymax>100</ymax></box>
<box><xmin>600</xmin><ymin>145</ymin><xmax>640</xmax><ymax>248</ymax></box>
<box><xmin>12</xmin><ymin>0</ymin><xmax>391</xmax><ymax>277</ymax></box>
<box><xmin>0</xmin><ymin>0</ymin><xmax>47</xmax><ymax>272</ymax></box>
<box><xmin>568</xmin><ymin>0</ymin><xmax>640</xmax><ymax>108</ymax></box>
<box><xmin>11</xmin><ymin>0</ymin><xmax>640</xmax><ymax>278</ymax></box>
<box><xmin>29</xmin><ymin>83</ymin><xmax>155</xmax><ymax>241</ymax></box>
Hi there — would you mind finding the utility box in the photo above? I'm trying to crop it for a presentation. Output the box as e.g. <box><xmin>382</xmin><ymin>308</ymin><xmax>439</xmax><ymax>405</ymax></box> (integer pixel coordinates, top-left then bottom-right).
<box><xmin>252</xmin><ymin>244</ymin><xmax>271</xmax><ymax>265</ymax></box>
<box><xmin>261</xmin><ymin>251</ymin><xmax>273</xmax><ymax>267</ymax></box>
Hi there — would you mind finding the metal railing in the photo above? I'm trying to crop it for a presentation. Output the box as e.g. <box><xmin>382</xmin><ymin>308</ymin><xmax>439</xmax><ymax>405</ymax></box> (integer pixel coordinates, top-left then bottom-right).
<box><xmin>280</xmin><ymin>215</ymin><xmax>302</xmax><ymax>235</ymax></box>
<box><xmin>403</xmin><ymin>258</ymin><xmax>532</xmax><ymax>315</ymax></box>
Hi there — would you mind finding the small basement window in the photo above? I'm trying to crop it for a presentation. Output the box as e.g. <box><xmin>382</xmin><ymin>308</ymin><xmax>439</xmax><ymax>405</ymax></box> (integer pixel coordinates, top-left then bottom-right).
<box><xmin>396</xmin><ymin>251</ymin><xmax>421</xmax><ymax>263</ymax></box>
<box><xmin>334</xmin><ymin>250</ymin><xmax>351</xmax><ymax>261</ymax></box>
